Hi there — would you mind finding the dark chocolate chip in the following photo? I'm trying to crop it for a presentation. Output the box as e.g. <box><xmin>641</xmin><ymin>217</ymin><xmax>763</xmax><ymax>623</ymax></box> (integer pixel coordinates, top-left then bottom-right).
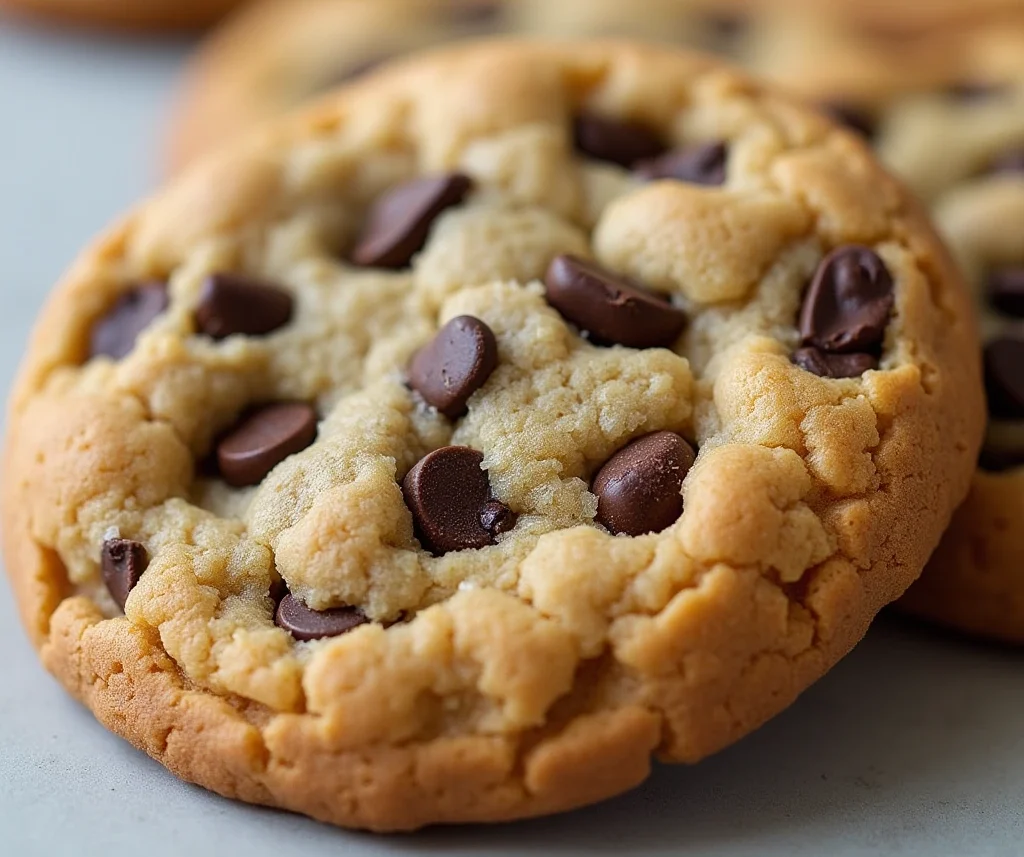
<box><xmin>984</xmin><ymin>337</ymin><xmax>1024</xmax><ymax>420</ymax></box>
<box><xmin>988</xmin><ymin>148</ymin><xmax>1024</xmax><ymax>176</ymax></box>
<box><xmin>409</xmin><ymin>316</ymin><xmax>498</xmax><ymax>418</ymax></box>
<box><xmin>946</xmin><ymin>81</ymin><xmax>1004</xmax><ymax>102</ymax></box>
<box><xmin>480</xmin><ymin>500</ymin><xmax>517</xmax><ymax>537</ymax></box>
<box><xmin>819</xmin><ymin>101</ymin><xmax>876</xmax><ymax>140</ymax></box>
<box><xmin>195</xmin><ymin>273</ymin><xmax>294</xmax><ymax>340</ymax></box>
<box><xmin>792</xmin><ymin>347</ymin><xmax>878</xmax><ymax>379</ymax></box>
<box><xmin>701</xmin><ymin>12</ymin><xmax>747</xmax><ymax>48</ymax></box>
<box><xmin>634</xmin><ymin>141</ymin><xmax>728</xmax><ymax>186</ymax></box>
<box><xmin>979</xmin><ymin>445</ymin><xmax>1024</xmax><ymax>473</ymax></box>
<box><xmin>572</xmin><ymin>114</ymin><xmax>666</xmax><ymax>168</ymax></box>
<box><xmin>351</xmin><ymin>173</ymin><xmax>473</xmax><ymax>269</ymax></box>
<box><xmin>544</xmin><ymin>254</ymin><xmax>687</xmax><ymax>349</ymax></box>
<box><xmin>592</xmin><ymin>432</ymin><xmax>696</xmax><ymax>537</ymax></box>
<box><xmin>90</xmin><ymin>282</ymin><xmax>169</xmax><ymax>360</ymax></box>
<box><xmin>986</xmin><ymin>268</ymin><xmax>1024</xmax><ymax>317</ymax></box>
<box><xmin>217</xmin><ymin>402</ymin><xmax>318</xmax><ymax>487</ymax></box>
<box><xmin>445</xmin><ymin>0</ymin><xmax>503</xmax><ymax>27</ymax></box>
<box><xmin>402</xmin><ymin>446</ymin><xmax>513</xmax><ymax>555</ymax></box>
<box><xmin>275</xmin><ymin>594</ymin><xmax>369</xmax><ymax>642</ymax></box>
<box><xmin>799</xmin><ymin>246</ymin><xmax>895</xmax><ymax>354</ymax></box>
<box><xmin>101</xmin><ymin>538</ymin><xmax>149</xmax><ymax>611</ymax></box>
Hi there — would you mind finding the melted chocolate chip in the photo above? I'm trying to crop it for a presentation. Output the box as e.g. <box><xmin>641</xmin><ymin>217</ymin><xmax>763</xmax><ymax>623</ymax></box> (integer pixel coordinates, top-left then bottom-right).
<box><xmin>101</xmin><ymin>538</ymin><xmax>149</xmax><ymax>611</ymax></box>
<box><xmin>90</xmin><ymin>282</ymin><xmax>169</xmax><ymax>360</ymax></box>
<box><xmin>544</xmin><ymin>255</ymin><xmax>687</xmax><ymax>349</ymax></box>
<box><xmin>409</xmin><ymin>316</ymin><xmax>498</xmax><ymax>418</ymax></box>
<box><xmin>217</xmin><ymin>403</ymin><xmax>318</xmax><ymax>487</ymax></box>
<box><xmin>592</xmin><ymin>432</ymin><xmax>696</xmax><ymax>537</ymax></box>
<box><xmin>799</xmin><ymin>246</ymin><xmax>895</xmax><ymax>354</ymax></box>
<box><xmin>351</xmin><ymin>173</ymin><xmax>473</xmax><ymax>269</ymax></box>
<box><xmin>572</xmin><ymin>114</ymin><xmax>666</xmax><ymax>168</ymax></box>
<box><xmin>792</xmin><ymin>347</ymin><xmax>878</xmax><ymax>379</ymax></box>
<box><xmin>984</xmin><ymin>337</ymin><xmax>1024</xmax><ymax>420</ymax></box>
<box><xmin>275</xmin><ymin>594</ymin><xmax>369</xmax><ymax>642</ymax></box>
<box><xmin>402</xmin><ymin>446</ymin><xmax>515</xmax><ymax>555</ymax></box>
<box><xmin>987</xmin><ymin>268</ymin><xmax>1024</xmax><ymax>317</ymax></box>
<box><xmin>634</xmin><ymin>141</ymin><xmax>728</xmax><ymax>186</ymax></box>
<box><xmin>195</xmin><ymin>273</ymin><xmax>294</xmax><ymax>340</ymax></box>
<box><xmin>819</xmin><ymin>101</ymin><xmax>876</xmax><ymax>140</ymax></box>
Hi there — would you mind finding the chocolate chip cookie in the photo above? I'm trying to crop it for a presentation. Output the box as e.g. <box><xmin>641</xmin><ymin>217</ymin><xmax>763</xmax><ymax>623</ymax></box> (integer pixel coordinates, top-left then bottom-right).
<box><xmin>3</xmin><ymin>41</ymin><xmax>983</xmax><ymax>830</ymax></box>
<box><xmin>0</xmin><ymin>0</ymin><xmax>243</xmax><ymax>30</ymax></box>
<box><xmin>166</xmin><ymin>0</ymin><xmax>756</xmax><ymax>171</ymax></box>
<box><xmin>165</xmin><ymin>0</ymin><xmax>1024</xmax><ymax>172</ymax></box>
<box><xmin>865</xmin><ymin>24</ymin><xmax>1024</xmax><ymax>643</ymax></box>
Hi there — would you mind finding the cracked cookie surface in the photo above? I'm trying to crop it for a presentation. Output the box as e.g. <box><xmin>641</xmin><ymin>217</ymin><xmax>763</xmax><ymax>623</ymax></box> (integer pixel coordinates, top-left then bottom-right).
<box><xmin>753</xmin><ymin>13</ymin><xmax>1024</xmax><ymax>643</ymax></box>
<box><xmin>860</xmin><ymin>23</ymin><xmax>1024</xmax><ymax>643</ymax></box>
<box><xmin>3</xmin><ymin>41</ymin><xmax>982</xmax><ymax>830</ymax></box>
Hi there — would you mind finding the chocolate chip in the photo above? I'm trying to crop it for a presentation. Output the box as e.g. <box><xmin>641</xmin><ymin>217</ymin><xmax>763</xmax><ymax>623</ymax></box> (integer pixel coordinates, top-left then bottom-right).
<box><xmin>275</xmin><ymin>593</ymin><xmax>369</xmax><ymax>642</ymax></box>
<box><xmin>445</xmin><ymin>0</ymin><xmax>502</xmax><ymax>27</ymax></box>
<box><xmin>351</xmin><ymin>173</ymin><xmax>473</xmax><ymax>269</ymax></box>
<box><xmin>409</xmin><ymin>316</ymin><xmax>498</xmax><ymax>418</ymax></box>
<box><xmin>573</xmin><ymin>114</ymin><xmax>666</xmax><ymax>168</ymax></box>
<box><xmin>946</xmin><ymin>81</ymin><xmax>1003</xmax><ymax>102</ymax></box>
<box><xmin>402</xmin><ymin>446</ymin><xmax>514</xmax><ymax>555</ymax></box>
<box><xmin>90</xmin><ymin>282</ymin><xmax>169</xmax><ymax>360</ymax></box>
<box><xmin>544</xmin><ymin>255</ymin><xmax>687</xmax><ymax>349</ymax></box>
<box><xmin>701</xmin><ymin>12</ymin><xmax>747</xmax><ymax>48</ymax></box>
<box><xmin>979</xmin><ymin>445</ymin><xmax>1024</xmax><ymax>473</ymax></box>
<box><xmin>195</xmin><ymin>273</ymin><xmax>294</xmax><ymax>340</ymax></box>
<box><xmin>986</xmin><ymin>268</ymin><xmax>1024</xmax><ymax>317</ymax></box>
<box><xmin>101</xmin><ymin>538</ymin><xmax>149</xmax><ymax>611</ymax></box>
<box><xmin>217</xmin><ymin>403</ymin><xmax>318</xmax><ymax>487</ymax></box>
<box><xmin>634</xmin><ymin>141</ymin><xmax>728</xmax><ymax>186</ymax></box>
<box><xmin>988</xmin><ymin>148</ymin><xmax>1024</xmax><ymax>176</ymax></box>
<box><xmin>480</xmin><ymin>500</ymin><xmax>517</xmax><ymax>537</ymax></box>
<box><xmin>792</xmin><ymin>347</ymin><xmax>878</xmax><ymax>379</ymax></box>
<box><xmin>819</xmin><ymin>102</ymin><xmax>876</xmax><ymax>140</ymax></box>
<box><xmin>799</xmin><ymin>246</ymin><xmax>895</xmax><ymax>354</ymax></box>
<box><xmin>984</xmin><ymin>337</ymin><xmax>1024</xmax><ymax>420</ymax></box>
<box><xmin>592</xmin><ymin>432</ymin><xmax>695</xmax><ymax>537</ymax></box>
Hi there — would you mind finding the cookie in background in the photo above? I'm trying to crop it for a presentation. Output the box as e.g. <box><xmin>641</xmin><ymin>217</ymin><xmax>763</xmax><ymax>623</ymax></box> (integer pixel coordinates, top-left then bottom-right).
<box><xmin>165</xmin><ymin>0</ymin><xmax>756</xmax><ymax>172</ymax></box>
<box><xmin>164</xmin><ymin>0</ymin><xmax>1024</xmax><ymax>172</ymax></box>
<box><xmin>0</xmin><ymin>0</ymin><xmax>247</xmax><ymax>31</ymax></box>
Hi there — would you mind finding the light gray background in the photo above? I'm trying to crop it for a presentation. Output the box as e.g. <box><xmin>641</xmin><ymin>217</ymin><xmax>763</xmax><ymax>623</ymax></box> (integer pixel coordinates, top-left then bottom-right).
<box><xmin>0</xmin><ymin>17</ymin><xmax>1022</xmax><ymax>857</ymax></box>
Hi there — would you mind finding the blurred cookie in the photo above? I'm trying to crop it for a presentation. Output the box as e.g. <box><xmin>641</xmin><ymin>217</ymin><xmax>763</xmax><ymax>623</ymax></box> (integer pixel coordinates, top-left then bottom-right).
<box><xmin>4</xmin><ymin>40</ymin><xmax>981</xmax><ymax>830</ymax></box>
<box><xmin>166</xmin><ymin>0</ymin><xmax>1024</xmax><ymax>171</ymax></box>
<box><xmin>165</xmin><ymin>0</ymin><xmax>755</xmax><ymax>171</ymax></box>
<box><xmin>0</xmin><ymin>0</ymin><xmax>244</xmax><ymax>30</ymax></box>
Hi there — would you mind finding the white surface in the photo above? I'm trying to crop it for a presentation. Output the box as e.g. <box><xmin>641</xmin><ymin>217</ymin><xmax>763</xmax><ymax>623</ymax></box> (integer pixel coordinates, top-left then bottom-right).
<box><xmin>0</xmin><ymin>19</ymin><xmax>1022</xmax><ymax>857</ymax></box>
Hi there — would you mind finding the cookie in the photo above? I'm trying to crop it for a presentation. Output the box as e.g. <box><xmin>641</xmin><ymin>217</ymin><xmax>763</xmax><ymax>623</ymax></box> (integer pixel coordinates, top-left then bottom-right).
<box><xmin>0</xmin><ymin>0</ymin><xmax>243</xmax><ymax>30</ymax></box>
<box><xmin>868</xmin><ymin>25</ymin><xmax>1024</xmax><ymax>643</ymax></box>
<box><xmin>3</xmin><ymin>41</ymin><xmax>982</xmax><ymax>830</ymax></box>
<box><xmin>742</xmin><ymin>12</ymin><xmax>1024</xmax><ymax>642</ymax></box>
<box><xmin>165</xmin><ymin>0</ymin><xmax>1024</xmax><ymax>172</ymax></box>
<box><xmin>165</xmin><ymin>0</ymin><xmax>756</xmax><ymax>171</ymax></box>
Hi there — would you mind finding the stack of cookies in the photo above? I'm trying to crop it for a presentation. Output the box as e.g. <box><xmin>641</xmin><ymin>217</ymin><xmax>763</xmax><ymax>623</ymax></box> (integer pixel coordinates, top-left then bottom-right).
<box><xmin>2</xmin><ymin>0</ymin><xmax>1020</xmax><ymax>833</ymax></box>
